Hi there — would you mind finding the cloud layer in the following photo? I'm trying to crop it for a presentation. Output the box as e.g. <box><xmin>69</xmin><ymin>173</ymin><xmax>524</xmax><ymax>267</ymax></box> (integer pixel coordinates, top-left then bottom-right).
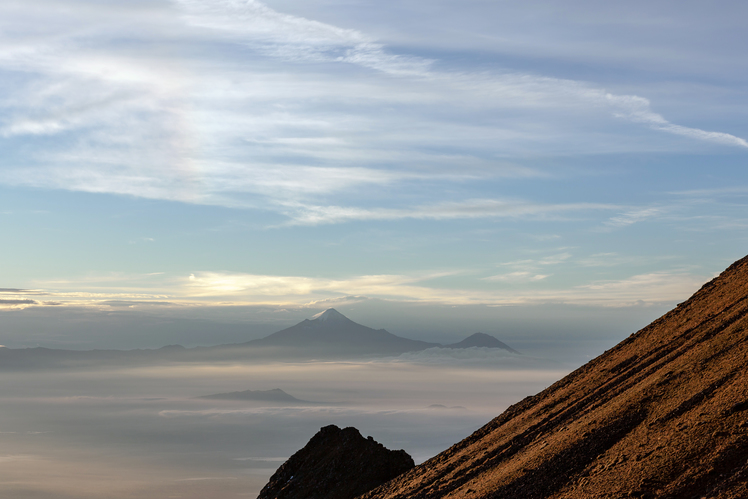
<box><xmin>0</xmin><ymin>0</ymin><xmax>745</xmax><ymax>224</ymax></box>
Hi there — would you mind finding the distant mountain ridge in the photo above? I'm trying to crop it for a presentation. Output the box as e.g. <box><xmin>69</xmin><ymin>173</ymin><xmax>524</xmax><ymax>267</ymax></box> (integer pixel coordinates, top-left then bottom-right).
<box><xmin>243</xmin><ymin>308</ymin><xmax>440</xmax><ymax>356</ymax></box>
<box><xmin>0</xmin><ymin>308</ymin><xmax>520</xmax><ymax>367</ymax></box>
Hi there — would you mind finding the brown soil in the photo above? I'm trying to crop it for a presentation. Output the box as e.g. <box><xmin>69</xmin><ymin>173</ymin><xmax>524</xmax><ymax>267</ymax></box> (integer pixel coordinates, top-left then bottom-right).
<box><xmin>360</xmin><ymin>255</ymin><xmax>748</xmax><ymax>499</ymax></box>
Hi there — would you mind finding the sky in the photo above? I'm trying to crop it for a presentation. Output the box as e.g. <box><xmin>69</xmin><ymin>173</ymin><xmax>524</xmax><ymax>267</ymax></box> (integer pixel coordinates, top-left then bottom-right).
<box><xmin>1</xmin><ymin>0</ymin><xmax>748</xmax><ymax>353</ymax></box>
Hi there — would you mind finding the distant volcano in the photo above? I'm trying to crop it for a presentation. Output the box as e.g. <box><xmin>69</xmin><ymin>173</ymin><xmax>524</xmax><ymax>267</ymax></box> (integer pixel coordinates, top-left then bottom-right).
<box><xmin>0</xmin><ymin>308</ymin><xmax>520</xmax><ymax>367</ymax></box>
<box><xmin>444</xmin><ymin>332</ymin><xmax>520</xmax><ymax>354</ymax></box>
<box><xmin>245</xmin><ymin>309</ymin><xmax>439</xmax><ymax>356</ymax></box>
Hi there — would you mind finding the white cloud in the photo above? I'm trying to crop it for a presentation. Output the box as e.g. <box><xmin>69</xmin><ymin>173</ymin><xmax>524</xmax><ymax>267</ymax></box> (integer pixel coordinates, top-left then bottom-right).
<box><xmin>483</xmin><ymin>272</ymin><xmax>550</xmax><ymax>283</ymax></box>
<box><xmin>537</xmin><ymin>252</ymin><xmax>573</xmax><ymax>265</ymax></box>
<box><xmin>606</xmin><ymin>93</ymin><xmax>748</xmax><ymax>148</ymax></box>
<box><xmin>603</xmin><ymin>207</ymin><xmax>665</xmax><ymax>228</ymax></box>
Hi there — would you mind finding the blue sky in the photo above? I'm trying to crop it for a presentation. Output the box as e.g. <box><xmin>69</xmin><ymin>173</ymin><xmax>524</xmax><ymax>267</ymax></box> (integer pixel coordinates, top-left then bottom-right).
<box><xmin>1</xmin><ymin>0</ymin><xmax>747</xmax><ymax>351</ymax></box>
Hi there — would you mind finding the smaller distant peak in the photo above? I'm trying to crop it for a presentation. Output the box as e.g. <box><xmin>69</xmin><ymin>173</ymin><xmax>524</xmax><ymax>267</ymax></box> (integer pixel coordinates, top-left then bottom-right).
<box><xmin>311</xmin><ymin>308</ymin><xmax>348</xmax><ymax>322</ymax></box>
<box><xmin>158</xmin><ymin>344</ymin><xmax>185</xmax><ymax>350</ymax></box>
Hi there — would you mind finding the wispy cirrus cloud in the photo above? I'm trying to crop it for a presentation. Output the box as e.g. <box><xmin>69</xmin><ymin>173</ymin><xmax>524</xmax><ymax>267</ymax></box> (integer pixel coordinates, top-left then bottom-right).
<box><xmin>177</xmin><ymin>268</ymin><xmax>708</xmax><ymax>307</ymax></box>
<box><xmin>173</xmin><ymin>0</ymin><xmax>433</xmax><ymax>76</ymax></box>
<box><xmin>0</xmin><ymin>0</ymin><xmax>744</xmax><ymax>222</ymax></box>
<box><xmin>606</xmin><ymin>93</ymin><xmax>748</xmax><ymax>148</ymax></box>
<box><xmin>172</xmin><ymin>0</ymin><xmax>747</xmax><ymax>149</ymax></box>
<box><xmin>6</xmin><ymin>263</ymin><xmax>709</xmax><ymax>310</ymax></box>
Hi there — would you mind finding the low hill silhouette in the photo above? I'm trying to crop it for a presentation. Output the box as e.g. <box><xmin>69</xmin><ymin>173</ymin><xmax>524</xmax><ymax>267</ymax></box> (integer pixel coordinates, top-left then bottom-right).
<box><xmin>356</xmin><ymin>254</ymin><xmax>748</xmax><ymax>498</ymax></box>
<box><xmin>443</xmin><ymin>332</ymin><xmax>520</xmax><ymax>353</ymax></box>
<box><xmin>197</xmin><ymin>388</ymin><xmax>310</xmax><ymax>403</ymax></box>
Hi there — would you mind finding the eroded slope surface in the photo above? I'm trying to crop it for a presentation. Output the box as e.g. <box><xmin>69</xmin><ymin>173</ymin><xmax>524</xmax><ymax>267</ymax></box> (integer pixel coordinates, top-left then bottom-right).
<box><xmin>362</xmin><ymin>256</ymin><xmax>748</xmax><ymax>499</ymax></box>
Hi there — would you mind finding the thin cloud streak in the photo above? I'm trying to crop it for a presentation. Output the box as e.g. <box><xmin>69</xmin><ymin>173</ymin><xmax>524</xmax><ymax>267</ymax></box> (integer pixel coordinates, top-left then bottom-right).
<box><xmin>604</xmin><ymin>207</ymin><xmax>665</xmax><ymax>229</ymax></box>
<box><xmin>605</xmin><ymin>93</ymin><xmax>748</xmax><ymax>148</ymax></box>
<box><xmin>278</xmin><ymin>199</ymin><xmax>620</xmax><ymax>226</ymax></box>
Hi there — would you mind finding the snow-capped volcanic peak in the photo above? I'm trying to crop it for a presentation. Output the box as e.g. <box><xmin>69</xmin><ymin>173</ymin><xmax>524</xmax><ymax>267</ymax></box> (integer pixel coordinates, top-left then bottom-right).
<box><xmin>311</xmin><ymin>308</ymin><xmax>348</xmax><ymax>322</ymax></box>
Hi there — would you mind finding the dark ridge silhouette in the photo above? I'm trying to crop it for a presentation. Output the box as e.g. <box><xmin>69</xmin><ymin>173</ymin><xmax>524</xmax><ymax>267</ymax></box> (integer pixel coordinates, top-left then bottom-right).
<box><xmin>257</xmin><ymin>425</ymin><xmax>414</xmax><ymax>499</ymax></box>
<box><xmin>444</xmin><ymin>332</ymin><xmax>520</xmax><ymax>353</ymax></box>
<box><xmin>358</xmin><ymin>254</ymin><xmax>748</xmax><ymax>499</ymax></box>
<box><xmin>197</xmin><ymin>388</ymin><xmax>310</xmax><ymax>403</ymax></box>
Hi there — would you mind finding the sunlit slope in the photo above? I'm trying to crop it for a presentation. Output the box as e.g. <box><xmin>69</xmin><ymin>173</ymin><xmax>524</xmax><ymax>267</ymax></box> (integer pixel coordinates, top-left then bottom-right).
<box><xmin>362</xmin><ymin>255</ymin><xmax>748</xmax><ymax>499</ymax></box>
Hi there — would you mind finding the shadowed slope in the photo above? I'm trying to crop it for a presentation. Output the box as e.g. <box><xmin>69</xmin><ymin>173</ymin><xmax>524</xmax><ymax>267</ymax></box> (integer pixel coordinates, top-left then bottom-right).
<box><xmin>361</xmin><ymin>255</ymin><xmax>748</xmax><ymax>499</ymax></box>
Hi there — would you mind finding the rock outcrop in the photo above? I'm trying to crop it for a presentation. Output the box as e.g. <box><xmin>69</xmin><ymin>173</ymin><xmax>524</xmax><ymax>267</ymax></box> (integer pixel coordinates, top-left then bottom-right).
<box><xmin>360</xmin><ymin>255</ymin><xmax>748</xmax><ymax>498</ymax></box>
<box><xmin>257</xmin><ymin>425</ymin><xmax>414</xmax><ymax>499</ymax></box>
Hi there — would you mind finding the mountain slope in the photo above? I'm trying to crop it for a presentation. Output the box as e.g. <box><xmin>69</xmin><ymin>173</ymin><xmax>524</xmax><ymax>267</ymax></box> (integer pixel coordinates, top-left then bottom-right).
<box><xmin>245</xmin><ymin>308</ymin><xmax>438</xmax><ymax>355</ymax></box>
<box><xmin>361</xmin><ymin>255</ymin><xmax>748</xmax><ymax>499</ymax></box>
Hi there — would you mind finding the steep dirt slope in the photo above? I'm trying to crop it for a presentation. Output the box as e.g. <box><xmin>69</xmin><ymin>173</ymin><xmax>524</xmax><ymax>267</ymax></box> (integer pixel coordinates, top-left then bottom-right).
<box><xmin>362</xmin><ymin>256</ymin><xmax>748</xmax><ymax>499</ymax></box>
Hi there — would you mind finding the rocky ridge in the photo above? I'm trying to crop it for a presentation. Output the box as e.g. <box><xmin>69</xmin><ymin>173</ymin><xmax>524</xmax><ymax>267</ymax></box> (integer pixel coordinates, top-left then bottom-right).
<box><xmin>257</xmin><ymin>425</ymin><xmax>414</xmax><ymax>499</ymax></box>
